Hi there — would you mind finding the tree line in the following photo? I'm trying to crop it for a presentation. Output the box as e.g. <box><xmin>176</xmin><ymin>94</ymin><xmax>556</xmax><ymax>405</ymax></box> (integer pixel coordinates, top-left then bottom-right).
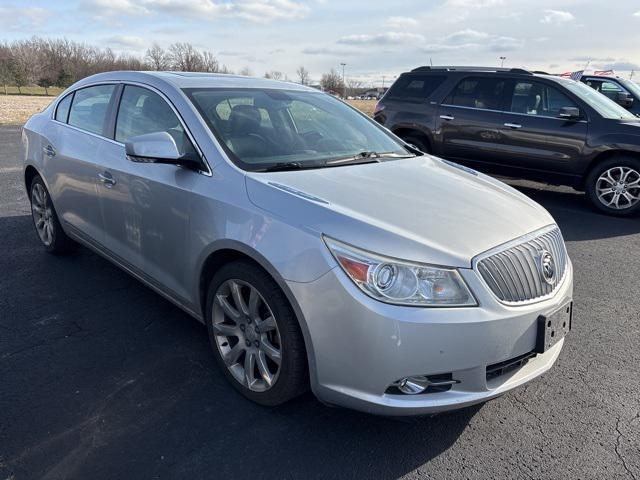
<box><xmin>0</xmin><ymin>37</ymin><xmax>349</xmax><ymax>95</ymax></box>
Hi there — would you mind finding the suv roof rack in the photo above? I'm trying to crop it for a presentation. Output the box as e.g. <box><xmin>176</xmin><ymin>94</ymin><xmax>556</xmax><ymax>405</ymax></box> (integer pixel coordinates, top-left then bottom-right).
<box><xmin>410</xmin><ymin>66</ymin><xmax>533</xmax><ymax>75</ymax></box>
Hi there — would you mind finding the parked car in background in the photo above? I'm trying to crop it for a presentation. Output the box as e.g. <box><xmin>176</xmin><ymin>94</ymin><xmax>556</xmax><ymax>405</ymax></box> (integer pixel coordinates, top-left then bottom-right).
<box><xmin>22</xmin><ymin>71</ymin><xmax>573</xmax><ymax>415</ymax></box>
<box><xmin>375</xmin><ymin>66</ymin><xmax>640</xmax><ymax>216</ymax></box>
<box><xmin>580</xmin><ymin>75</ymin><xmax>640</xmax><ymax>116</ymax></box>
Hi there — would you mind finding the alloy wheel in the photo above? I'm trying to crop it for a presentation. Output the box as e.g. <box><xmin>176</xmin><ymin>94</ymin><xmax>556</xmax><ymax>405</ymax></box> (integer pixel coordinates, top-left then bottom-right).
<box><xmin>31</xmin><ymin>183</ymin><xmax>54</xmax><ymax>246</ymax></box>
<box><xmin>596</xmin><ymin>166</ymin><xmax>640</xmax><ymax>210</ymax></box>
<box><xmin>212</xmin><ymin>279</ymin><xmax>282</xmax><ymax>392</ymax></box>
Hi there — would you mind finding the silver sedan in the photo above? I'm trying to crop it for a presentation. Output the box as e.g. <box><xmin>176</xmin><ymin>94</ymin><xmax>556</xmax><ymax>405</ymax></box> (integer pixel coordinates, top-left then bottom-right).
<box><xmin>22</xmin><ymin>71</ymin><xmax>573</xmax><ymax>415</ymax></box>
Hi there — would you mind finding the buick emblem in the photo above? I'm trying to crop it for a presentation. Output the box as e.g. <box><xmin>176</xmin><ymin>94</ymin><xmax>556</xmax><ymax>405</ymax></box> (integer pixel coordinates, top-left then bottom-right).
<box><xmin>539</xmin><ymin>250</ymin><xmax>556</xmax><ymax>285</ymax></box>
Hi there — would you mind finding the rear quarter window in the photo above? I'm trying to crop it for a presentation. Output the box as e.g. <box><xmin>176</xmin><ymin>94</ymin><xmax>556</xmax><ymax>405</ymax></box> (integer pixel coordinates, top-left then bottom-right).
<box><xmin>55</xmin><ymin>94</ymin><xmax>73</xmax><ymax>123</ymax></box>
<box><xmin>386</xmin><ymin>75</ymin><xmax>446</xmax><ymax>102</ymax></box>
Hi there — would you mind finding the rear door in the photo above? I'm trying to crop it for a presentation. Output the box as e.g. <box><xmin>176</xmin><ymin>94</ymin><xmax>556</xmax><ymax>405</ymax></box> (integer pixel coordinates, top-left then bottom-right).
<box><xmin>45</xmin><ymin>84</ymin><xmax>117</xmax><ymax>244</ymax></box>
<box><xmin>498</xmin><ymin>80</ymin><xmax>587</xmax><ymax>174</ymax></box>
<box><xmin>435</xmin><ymin>76</ymin><xmax>508</xmax><ymax>163</ymax></box>
<box><xmin>96</xmin><ymin>84</ymin><xmax>200</xmax><ymax>302</ymax></box>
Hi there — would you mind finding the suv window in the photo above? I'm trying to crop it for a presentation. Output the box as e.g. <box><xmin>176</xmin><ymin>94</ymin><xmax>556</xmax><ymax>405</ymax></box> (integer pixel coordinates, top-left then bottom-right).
<box><xmin>55</xmin><ymin>94</ymin><xmax>73</xmax><ymax>123</ymax></box>
<box><xmin>68</xmin><ymin>84</ymin><xmax>115</xmax><ymax>136</ymax></box>
<box><xmin>115</xmin><ymin>85</ymin><xmax>197</xmax><ymax>157</ymax></box>
<box><xmin>386</xmin><ymin>75</ymin><xmax>446</xmax><ymax>101</ymax></box>
<box><xmin>510</xmin><ymin>81</ymin><xmax>578</xmax><ymax>117</ymax></box>
<box><xmin>584</xmin><ymin>79</ymin><xmax>627</xmax><ymax>102</ymax></box>
<box><xmin>444</xmin><ymin>77</ymin><xmax>506</xmax><ymax>110</ymax></box>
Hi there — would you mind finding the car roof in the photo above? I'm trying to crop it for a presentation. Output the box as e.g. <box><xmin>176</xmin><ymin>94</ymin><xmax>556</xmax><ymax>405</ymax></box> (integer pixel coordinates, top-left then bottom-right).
<box><xmin>72</xmin><ymin>70</ymin><xmax>316</xmax><ymax>92</ymax></box>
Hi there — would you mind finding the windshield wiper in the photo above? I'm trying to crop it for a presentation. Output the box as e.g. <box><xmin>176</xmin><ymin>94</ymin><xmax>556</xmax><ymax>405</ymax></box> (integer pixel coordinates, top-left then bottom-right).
<box><xmin>260</xmin><ymin>162</ymin><xmax>315</xmax><ymax>172</ymax></box>
<box><xmin>326</xmin><ymin>151</ymin><xmax>414</xmax><ymax>166</ymax></box>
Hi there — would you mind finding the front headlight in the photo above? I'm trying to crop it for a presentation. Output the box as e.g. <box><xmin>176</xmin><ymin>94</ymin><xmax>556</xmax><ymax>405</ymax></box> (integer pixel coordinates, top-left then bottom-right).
<box><xmin>324</xmin><ymin>237</ymin><xmax>477</xmax><ymax>307</ymax></box>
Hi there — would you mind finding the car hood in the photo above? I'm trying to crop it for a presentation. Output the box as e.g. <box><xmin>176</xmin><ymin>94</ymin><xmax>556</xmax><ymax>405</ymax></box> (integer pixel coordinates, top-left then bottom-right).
<box><xmin>245</xmin><ymin>156</ymin><xmax>555</xmax><ymax>268</ymax></box>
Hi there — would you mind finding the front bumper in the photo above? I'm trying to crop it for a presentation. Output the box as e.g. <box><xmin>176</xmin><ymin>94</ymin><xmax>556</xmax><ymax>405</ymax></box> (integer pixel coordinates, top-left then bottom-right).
<box><xmin>287</xmin><ymin>259</ymin><xmax>573</xmax><ymax>416</ymax></box>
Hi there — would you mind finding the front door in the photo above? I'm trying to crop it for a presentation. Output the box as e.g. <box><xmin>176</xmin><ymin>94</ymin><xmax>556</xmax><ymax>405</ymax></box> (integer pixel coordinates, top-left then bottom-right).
<box><xmin>97</xmin><ymin>84</ymin><xmax>200</xmax><ymax>302</ymax></box>
<box><xmin>498</xmin><ymin>80</ymin><xmax>588</xmax><ymax>174</ymax></box>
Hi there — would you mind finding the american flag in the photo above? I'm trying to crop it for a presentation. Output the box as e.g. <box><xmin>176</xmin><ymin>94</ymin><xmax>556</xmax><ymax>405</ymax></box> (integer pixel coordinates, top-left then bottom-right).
<box><xmin>569</xmin><ymin>70</ymin><xmax>584</xmax><ymax>81</ymax></box>
<box><xmin>593</xmin><ymin>70</ymin><xmax>615</xmax><ymax>77</ymax></box>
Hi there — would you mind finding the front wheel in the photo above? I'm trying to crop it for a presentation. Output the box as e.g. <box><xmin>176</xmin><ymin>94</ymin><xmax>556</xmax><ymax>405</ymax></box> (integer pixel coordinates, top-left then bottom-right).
<box><xmin>205</xmin><ymin>261</ymin><xmax>308</xmax><ymax>406</ymax></box>
<box><xmin>585</xmin><ymin>157</ymin><xmax>640</xmax><ymax>216</ymax></box>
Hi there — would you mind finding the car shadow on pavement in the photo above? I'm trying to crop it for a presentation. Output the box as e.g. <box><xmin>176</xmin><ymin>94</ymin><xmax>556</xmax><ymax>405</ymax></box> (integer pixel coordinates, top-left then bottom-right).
<box><xmin>1</xmin><ymin>214</ymin><xmax>478</xmax><ymax>480</ymax></box>
<box><xmin>509</xmin><ymin>182</ymin><xmax>640</xmax><ymax>242</ymax></box>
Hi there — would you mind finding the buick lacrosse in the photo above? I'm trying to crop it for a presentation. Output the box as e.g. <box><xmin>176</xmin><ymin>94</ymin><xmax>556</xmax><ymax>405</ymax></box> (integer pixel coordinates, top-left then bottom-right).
<box><xmin>22</xmin><ymin>72</ymin><xmax>573</xmax><ymax>415</ymax></box>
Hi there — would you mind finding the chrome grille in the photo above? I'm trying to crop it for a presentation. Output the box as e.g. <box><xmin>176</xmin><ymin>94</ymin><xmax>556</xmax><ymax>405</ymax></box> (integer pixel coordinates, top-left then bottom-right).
<box><xmin>476</xmin><ymin>227</ymin><xmax>568</xmax><ymax>304</ymax></box>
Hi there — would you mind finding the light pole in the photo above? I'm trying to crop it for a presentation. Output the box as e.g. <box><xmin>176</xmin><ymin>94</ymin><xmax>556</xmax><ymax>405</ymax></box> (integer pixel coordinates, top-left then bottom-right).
<box><xmin>340</xmin><ymin>62</ymin><xmax>346</xmax><ymax>98</ymax></box>
<box><xmin>500</xmin><ymin>56</ymin><xmax>506</xmax><ymax>68</ymax></box>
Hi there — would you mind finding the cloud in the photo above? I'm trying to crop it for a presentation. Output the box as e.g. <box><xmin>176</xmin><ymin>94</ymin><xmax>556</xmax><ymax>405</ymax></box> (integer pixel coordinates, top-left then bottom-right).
<box><xmin>421</xmin><ymin>29</ymin><xmax>522</xmax><ymax>54</ymax></box>
<box><xmin>445</xmin><ymin>0</ymin><xmax>504</xmax><ymax>7</ymax></box>
<box><xmin>105</xmin><ymin>35</ymin><xmax>147</xmax><ymax>49</ymax></box>
<box><xmin>635</xmin><ymin>11</ymin><xmax>640</xmax><ymax>17</ymax></box>
<box><xmin>337</xmin><ymin>32</ymin><xmax>425</xmax><ymax>46</ymax></box>
<box><xmin>84</xmin><ymin>0</ymin><xmax>310</xmax><ymax>24</ymax></box>
<box><xmin>0</xmin><ymin>5</ymin><xmax>51</xmax><ymax>31</ymax></box>
<box><xmin>541</xmin><ymin>9</ymin><xmax>575</xmax><ymax>25</ymax></box>
<box><xmin>385</xmin><ymin>16</ymin><xmax>419</xmax><ymax>29</ymax></box>
<box><xmin>301</xmin><ymin>46</ymin><xmax>359</xmax><ymax>56</ymax></box>
<box><xmin>597</xmin><ymin>61</ymin><xmax>640</xmax><ymax>71</ymax></box>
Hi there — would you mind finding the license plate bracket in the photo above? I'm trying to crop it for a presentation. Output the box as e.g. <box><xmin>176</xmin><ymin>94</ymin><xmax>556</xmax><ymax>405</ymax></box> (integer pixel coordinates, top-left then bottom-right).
<box><xmin>535</xmin><ymin>302</ymin><xmax>572</xmax><ymax>354</ymax></box>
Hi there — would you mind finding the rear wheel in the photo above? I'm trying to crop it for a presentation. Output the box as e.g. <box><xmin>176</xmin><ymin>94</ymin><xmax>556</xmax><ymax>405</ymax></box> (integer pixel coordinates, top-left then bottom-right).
<box><xmin>401</xmin><ymin>135</ymin><xmax>431</xmax><ymax>154</ymax></box>
<box><xmin>585</xmin><ymin>156</ymin><xmax>640</xmax><ymax>216</ymax></box>
<box><xmin>30</xmin><ymin>175</ymin><xmax>77</xmax><ymax>254</ymax></box>
<box><xmin>205</xmin><ymin>261</ymin><xmax>308</xmax><ymax>406</ymax></box>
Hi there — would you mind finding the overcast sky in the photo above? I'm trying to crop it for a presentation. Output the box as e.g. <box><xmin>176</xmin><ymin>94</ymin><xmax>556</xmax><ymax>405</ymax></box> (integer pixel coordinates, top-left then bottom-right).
<box><xmin>1</xmin><ymin>0</ymin><xmax>639</xmax><ymax>86</ymax></box>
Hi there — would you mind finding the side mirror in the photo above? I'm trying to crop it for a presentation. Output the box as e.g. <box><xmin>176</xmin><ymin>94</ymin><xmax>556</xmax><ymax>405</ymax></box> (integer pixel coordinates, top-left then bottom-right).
<box><xmin>125</xmin><ymin>131</ymin><xmax>202</xmax><ymax>170</ymax></box>
<box><xmin>558</xmin><ymin>106</ymin><xmax>581</xmax><ymax>120</ymax></box>
<box><xmin>616</xmin><ymin>92</ymin><xmax>634</xmax><ymax>109</ymax></box>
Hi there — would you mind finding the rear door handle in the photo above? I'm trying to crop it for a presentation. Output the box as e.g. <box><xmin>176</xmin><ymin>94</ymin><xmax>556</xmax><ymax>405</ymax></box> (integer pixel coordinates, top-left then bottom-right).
<box><xmin>43</xmin><ymin>145</ymin><xmax>56</xmax><ymax>157</ymax></box>
<box><xmin>98</xmin><ymin>172</ymin><xmax>117</xmax><ymax>187</ymax></box>
<box><xmin>504</xmin><ymin>123</ymin><xmax>522</xmax><ymax>129</ymax></box>
<box><xmin>440</xmin><ymin>115</ymin><xmax>455</xmax><ymax>121</ymax></box>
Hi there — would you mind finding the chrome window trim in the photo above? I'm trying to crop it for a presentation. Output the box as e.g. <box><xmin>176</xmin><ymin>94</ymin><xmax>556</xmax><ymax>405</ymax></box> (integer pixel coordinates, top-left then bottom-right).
<box><xmin>472</xmin><ymin>224</ymin><xmax>570</xmax><ymax>306</ymax></box>
<box><xmin>49</xmin><ymin>79</ymin><xmax>212</xmax><ymax>177</ymax></box>
<box><xmin>439</xmin><ymin>104</ymin><xmax>588</xmax><ymax>123</ymax></box>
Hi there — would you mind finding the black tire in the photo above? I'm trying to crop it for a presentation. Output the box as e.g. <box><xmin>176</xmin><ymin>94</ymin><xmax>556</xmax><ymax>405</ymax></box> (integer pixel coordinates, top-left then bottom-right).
<box><xmin>402</xmin><ymin>135</ymin><xmax>431</xmax><ymax>154</ymax></box>
<box><xmin>29</xmin><ymin>175</ymin><xmax>77</xmax><ymax>254</ymax></box>
<box><xmin>205</xmin><ymin>260</ymin><xmax>308</xmax><ymax>406</ymax></box>
<box><xmin>585</xmin><ymin>156</ymin><xmax>640</xmax><ymax>217</ymax></box>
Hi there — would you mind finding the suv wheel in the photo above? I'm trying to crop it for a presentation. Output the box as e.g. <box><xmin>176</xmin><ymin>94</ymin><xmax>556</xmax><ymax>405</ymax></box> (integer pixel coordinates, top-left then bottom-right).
<box><xmin>30</xmin><ymin>175</ymin><xmax>77</xmax><ymax>253</ymax></box>
<box><xmin>402</xmin><ymin>135</ymin><xmax>431</xmax><ymax>154</ymax></box>
<box><xmin>205</xmin><ymin>261</ymin><xmax>308</xmax><ymax>406</ymax></box>
<box><xmin>586</xmin><ymin>156</ymin><xmax>640</xmax><ymax>216</ymax></box>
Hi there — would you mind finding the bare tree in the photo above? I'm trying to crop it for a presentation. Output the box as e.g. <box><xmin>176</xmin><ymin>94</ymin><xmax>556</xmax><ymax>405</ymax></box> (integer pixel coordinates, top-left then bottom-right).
<box><xmin>296</xmin><ymin>66</ymin><xmax>310</xmax><ymax>85</ymax></box>
<box><xmin>169</xmin><ymin>42</ymin><xmax>203</xmax><ymax>71</ymax></box>
<box><xmin>239</xmin><ymin>66</ymin><xmax>253</xmax><ymax>76</ymax></box>
<box><xmin>201</xmin><ymin>51</ymin><xmax>220</xmax><ymax>73</ymax></box>
<box><xmin>346</xmin><ymin>78</ymin><xmax>363</xmax><ymax>97</ymax></box>
<box><xmin>145</xmin><ymin>43</ymin><xmax>170</xmax><ymax>70</ymax></box>
<box><xmin>264</xmin><ymin>70</ymin><xmax>284</xmax><ymax>80</ymax></box>
<box><xmin>320</xmin><ymin>69</ymin><xmax>343</xmax><ymax>94</ymax></box>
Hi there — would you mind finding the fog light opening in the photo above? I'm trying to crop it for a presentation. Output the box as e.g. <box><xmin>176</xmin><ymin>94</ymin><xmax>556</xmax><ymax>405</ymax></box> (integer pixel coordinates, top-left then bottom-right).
<box><xmin>398</xmin><ymin>376</ymin><xmax>430</xmax><ymax>395</ymax></box>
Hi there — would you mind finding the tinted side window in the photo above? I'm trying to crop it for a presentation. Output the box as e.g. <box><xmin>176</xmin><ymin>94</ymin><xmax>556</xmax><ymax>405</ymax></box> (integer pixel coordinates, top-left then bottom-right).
<box><xmin>386</xmin><ymin>75</ymin><xmax>446</xmax><ymax>101</ymax></box>
<box><xmin>510</xmin><ymin>82</ymin><xmax>578</xmax><ymax>117</ymax></box>
<box><xmin>115</xmin><ymin>85</ymin><xmax>196</xmax><ymax>157</ymax></box>
<box><xmin>55</xmin><ymin>94</ymin><xmax>73</xmax><ymax>123</ymax></box>
<box><xmin>444</xmin><ymin>77</ymin><xmax>506</xmax><ymax>110</ymax></box>
<box><xmin>68</xmin><ymin>85</ymin><xmax>115</xmax><ymax>135</ymax></box>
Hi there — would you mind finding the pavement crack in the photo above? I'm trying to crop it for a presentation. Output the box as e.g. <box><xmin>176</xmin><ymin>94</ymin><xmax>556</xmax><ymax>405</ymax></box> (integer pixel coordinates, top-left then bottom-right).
<box><xmin>614</xmin><ymin>414</ymin><xmax>638</xmax><ymax>480</ymax></box>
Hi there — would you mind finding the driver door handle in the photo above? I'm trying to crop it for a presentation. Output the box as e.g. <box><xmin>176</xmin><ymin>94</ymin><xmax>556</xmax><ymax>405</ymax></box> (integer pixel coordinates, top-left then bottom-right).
<box><xmin>440</xmin><ymin>115</ymin><xmax>455</xmax><ymax>121</ymax></box>
<box><xmin>98</xmin><ymin>172</ymin><xmax>116</xmax><ymax>187</ymax></box>
<box><xmin>504</xmin><ymin>123</ymin><xmax>522</xmax><ymax>129</ymax></box>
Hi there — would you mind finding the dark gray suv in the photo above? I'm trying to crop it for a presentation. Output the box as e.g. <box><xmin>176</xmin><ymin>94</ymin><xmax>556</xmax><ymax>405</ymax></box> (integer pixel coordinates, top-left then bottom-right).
<box><xmin>375</xmin><ymin>66</ymin><xmax>640</xmax><ymax>216</ymax></box>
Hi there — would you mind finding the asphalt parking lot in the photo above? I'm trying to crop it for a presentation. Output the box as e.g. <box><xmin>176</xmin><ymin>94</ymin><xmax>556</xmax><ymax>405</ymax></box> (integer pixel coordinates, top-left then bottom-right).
<box><xmin>1</xmin><ymin>123</ymin><xmax>639</xmax><ymax>480</ymax></box>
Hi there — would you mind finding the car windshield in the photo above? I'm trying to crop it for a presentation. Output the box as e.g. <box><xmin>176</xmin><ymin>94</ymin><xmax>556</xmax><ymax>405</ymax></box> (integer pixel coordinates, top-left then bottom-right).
<box><xmin>183</xmin><ymin>88</ymin><xmax>412</xmax><ymax>171</ymax></box>
<box><xmin>619</xmin><ymin>78</ymin><xmax>640</xmax><ymax>99</ymax></box>
<box><xmin>563</xmin><ymin>80</ymin><xmax>638</xmax><ymax>120</ymax></box>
